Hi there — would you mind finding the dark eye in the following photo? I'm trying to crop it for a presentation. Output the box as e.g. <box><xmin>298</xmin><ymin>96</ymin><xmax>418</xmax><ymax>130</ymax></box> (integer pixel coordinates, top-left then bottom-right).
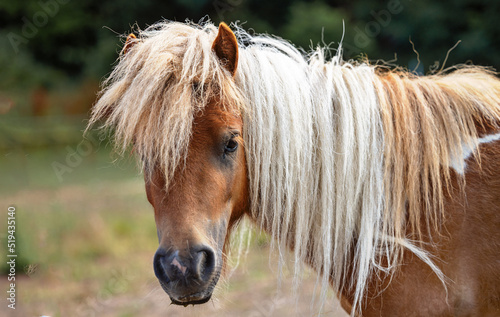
<box><xmin>224</xmin><ymin>138</ymin><xmax>238</xmax><ymax>153</ymax></box>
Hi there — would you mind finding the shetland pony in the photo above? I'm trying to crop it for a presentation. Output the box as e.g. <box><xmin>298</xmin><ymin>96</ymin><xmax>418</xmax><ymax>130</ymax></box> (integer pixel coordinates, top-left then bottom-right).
<box><xmin>88</xmin><ymin>21</ymin><xmax>500</xmax><ymax>316</ymax></box>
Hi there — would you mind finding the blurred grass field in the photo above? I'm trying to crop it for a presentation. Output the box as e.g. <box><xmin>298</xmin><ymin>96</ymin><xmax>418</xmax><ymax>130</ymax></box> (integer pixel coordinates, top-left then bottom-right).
<box><xmin>0</xmin><ymin>129</ymin><xmax>347</xmax><ymax>317</ymax></box>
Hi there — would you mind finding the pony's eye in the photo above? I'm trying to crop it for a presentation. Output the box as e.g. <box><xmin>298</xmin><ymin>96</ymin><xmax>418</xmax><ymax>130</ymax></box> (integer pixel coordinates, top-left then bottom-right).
<box><xmin>224</xmin><ymin>138</ymin><xmax>238</xmax><ymax>153</ymax></box>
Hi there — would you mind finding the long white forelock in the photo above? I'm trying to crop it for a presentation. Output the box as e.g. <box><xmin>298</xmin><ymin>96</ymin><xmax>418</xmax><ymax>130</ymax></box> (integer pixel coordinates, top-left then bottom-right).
<box><xmin>89</xmin><ymin>21</ymin><xmax>245</xmax><ymax>189</ymax></box>
<box><xmin>233</xmin><ymin>28</ymin><xmax>429</xmax><ymax>315</ymax></box>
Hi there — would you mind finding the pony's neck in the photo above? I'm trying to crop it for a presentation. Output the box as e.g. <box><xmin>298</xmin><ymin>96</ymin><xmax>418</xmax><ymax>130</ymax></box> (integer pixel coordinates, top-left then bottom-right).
<box><xmin>237</xmin><ymin>41</ymin><xmax>500</xmax><ymax>314</ymax></box>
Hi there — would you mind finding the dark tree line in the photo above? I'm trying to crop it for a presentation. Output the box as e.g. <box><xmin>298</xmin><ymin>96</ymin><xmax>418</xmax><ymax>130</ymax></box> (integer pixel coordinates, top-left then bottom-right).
<box><xmin>2</xmin><ymin>0</ymin><xmax>499</xmax><ymax>95</ymax></box>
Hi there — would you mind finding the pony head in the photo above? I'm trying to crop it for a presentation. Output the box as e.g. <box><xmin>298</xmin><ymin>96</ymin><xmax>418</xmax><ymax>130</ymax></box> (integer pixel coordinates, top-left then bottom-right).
<box><xmin>145</xmin><ymin>23</ymin><xmax>247</xmax><ymax>305</ymax></box>
<box><xmin>89</xmin><ymin>22</ymin><xmax>248</xmax><ymax>305</ymax></box>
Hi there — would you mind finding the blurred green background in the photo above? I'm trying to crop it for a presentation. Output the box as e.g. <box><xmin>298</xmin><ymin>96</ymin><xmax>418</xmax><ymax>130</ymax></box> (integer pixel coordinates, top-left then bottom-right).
<box><xmin>0</xmin><ymin>0</ymin><xmax>498</xmax><ymax>316</ymax></box>
<box><xmin>1</xmin><ymin>0</ymin><xmax>499</xmax><ymax>142</ymax></box>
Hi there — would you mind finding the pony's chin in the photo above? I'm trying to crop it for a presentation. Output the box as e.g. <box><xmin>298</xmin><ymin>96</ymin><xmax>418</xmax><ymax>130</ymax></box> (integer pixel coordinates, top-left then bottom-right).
<box><xmin>170</xmin><ymin>293</ymin><xmax>212</xmax><ymax>306</ymax></box>
<box><xmin>159</xmin><ymin>266</ymin><xmax>221</xmax><ymax>307</ymax></box>
<box><xmin>160</xmin><ymin>280</ymin><xmax>214</xmax><ymax>306</ymax></box>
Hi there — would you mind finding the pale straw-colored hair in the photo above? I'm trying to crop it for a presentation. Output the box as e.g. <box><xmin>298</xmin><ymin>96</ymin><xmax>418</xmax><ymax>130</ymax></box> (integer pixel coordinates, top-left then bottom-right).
<box><xmin>88</xmin><ymin>20</ymin><xmax>500</xmax><ymax>315</ymax></box>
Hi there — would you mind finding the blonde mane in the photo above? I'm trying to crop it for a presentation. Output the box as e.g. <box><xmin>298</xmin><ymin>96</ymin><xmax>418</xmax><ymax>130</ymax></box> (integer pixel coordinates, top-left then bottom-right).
<box><xmin>88</xmin><ymin>20</ymin><xmax>500</xmax><ymax>315</ymax></box>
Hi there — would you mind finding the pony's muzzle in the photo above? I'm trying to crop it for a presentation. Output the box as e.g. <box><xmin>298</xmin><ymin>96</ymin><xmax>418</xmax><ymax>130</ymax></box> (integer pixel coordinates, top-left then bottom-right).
<box><xmin>153</xmin><ymin>245</ymin><xmax>217</xmax><ymax>305</ymax></box>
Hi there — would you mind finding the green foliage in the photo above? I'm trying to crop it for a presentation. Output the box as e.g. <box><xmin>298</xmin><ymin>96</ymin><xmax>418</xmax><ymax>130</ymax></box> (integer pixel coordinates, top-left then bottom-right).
<box><xmin>282</xmin><ymin>1</ymin><xmax>348</xmax><ymax>52</ymax></box>
<box><xmin>1</xmin><ymin>0</ymin><xmax>499</xmax><ymax>107</ymax></box>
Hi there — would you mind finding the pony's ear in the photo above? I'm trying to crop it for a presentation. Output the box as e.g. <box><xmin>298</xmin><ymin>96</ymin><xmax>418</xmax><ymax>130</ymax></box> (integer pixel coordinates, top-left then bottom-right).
<box><xmin>212</xmin><ymin>22</ymin><xmax>238</xmax><ymax>76</ymax></box>
<box><xmin>121</xmin><ymin>33</ymin><xmax>138</xmax><ymax>55</ymax></box>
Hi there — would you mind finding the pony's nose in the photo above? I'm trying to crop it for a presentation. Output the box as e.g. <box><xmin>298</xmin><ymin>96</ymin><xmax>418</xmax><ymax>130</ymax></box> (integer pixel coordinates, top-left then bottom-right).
<box><xmin>192</xmin><ymin>247</ymin><xmax>216</xmax><ymax>280</ymax></box>
<box><xmin>153</xmin><ymin>246</ymin><xmax>216</xmax><ymax>286</ymax></box>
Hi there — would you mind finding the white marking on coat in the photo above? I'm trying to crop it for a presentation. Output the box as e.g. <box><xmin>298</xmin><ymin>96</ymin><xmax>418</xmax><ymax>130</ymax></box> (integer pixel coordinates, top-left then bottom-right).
<box><xmin>450</xmin><ymin>133</ymin><xmax>500</xmax><ymax>174</ymax></box>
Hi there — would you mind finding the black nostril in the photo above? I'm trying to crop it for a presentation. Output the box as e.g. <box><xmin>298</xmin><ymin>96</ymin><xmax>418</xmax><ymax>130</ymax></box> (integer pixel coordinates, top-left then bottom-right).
<box><xmin>193</xmin><ymin>247</ymin><xmax>215</xmax><ymax>281</ymax></box>
<box><xmin>153</xmin><ymin>249</ymin><xmax>170</xmax><ymax>285</ymax></box>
